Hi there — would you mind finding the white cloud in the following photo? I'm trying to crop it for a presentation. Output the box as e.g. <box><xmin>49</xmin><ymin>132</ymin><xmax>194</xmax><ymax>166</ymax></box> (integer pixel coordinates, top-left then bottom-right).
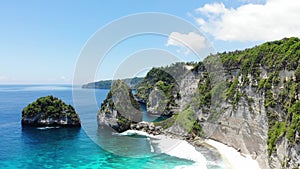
<box><xmin>197</xmin><ymin>3</ymin><xmax>227</xmax><ymax>15</ymax></box>
<box><xmin>239</xmin><ymin>0</ymin><xmax>266</xmax><ymax>3</ymax></box>
<box><xmin>195</xmin><ymin>0</ymin><xmax>300</xmax><ymax>41</ymax></box>
<box><xmin>166</xmin><ymin>32</ymin><xmax>211</xmax><ymax>55</ymax></box>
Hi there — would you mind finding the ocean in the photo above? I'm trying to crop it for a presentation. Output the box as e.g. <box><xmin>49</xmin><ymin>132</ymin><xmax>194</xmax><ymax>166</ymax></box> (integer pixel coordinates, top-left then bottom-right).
<box><xmin>0</xmin><ymin>84</ymin><xmax>226</xmax><ymax>169</ymax></box>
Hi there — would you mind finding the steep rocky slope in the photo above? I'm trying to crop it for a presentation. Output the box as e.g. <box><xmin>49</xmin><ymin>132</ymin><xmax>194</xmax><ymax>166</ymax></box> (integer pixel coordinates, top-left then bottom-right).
<box><xmin>97</xmin><ymin>80</ymin><xmax>142</xmax><ymax>132</ymax></box>
<box><xmin>141</xmin><ymin>37</ymin><xmax>300</xmax><ymax>169</ymax></box>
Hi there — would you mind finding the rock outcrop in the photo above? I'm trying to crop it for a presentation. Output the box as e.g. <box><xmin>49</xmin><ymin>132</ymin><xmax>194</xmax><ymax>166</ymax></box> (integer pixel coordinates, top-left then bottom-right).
<box><xmin>22</xmin><ymin>95</ymin><xmax>81</xmax><ymax>127</ymax></box>
<box><xmin>130</xmin><ymin>122</ymin><xmax>163</xmax><ymax>135</ymax></box>
<box><xmin>97</xmin><ymin>80</ymin><xmax>142</xmax><ymax>132</ymax></box>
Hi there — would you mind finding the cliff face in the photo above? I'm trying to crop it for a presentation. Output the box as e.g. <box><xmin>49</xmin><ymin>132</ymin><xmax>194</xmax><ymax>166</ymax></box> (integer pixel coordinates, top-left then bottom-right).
<box><xmin>197</xmin><ymin>68</ymin><xmax>271</xmax><ymax>169</ymax></box>
<box><xmin>138</xmin><ymin>37</ymin><xmax>300</xmax><ymax>169</ymax></box>
<box><xmin>196</xmin><ymin>67</ymin><xmax>300</xmax><ymax>169</ymax></box>
<box><xmin>97</xmin><ymin>38</ymin><xmax>300</xmax><ymax>168</ymax></box>
<box><xmin>97</xmin><ymin>80</ymin><xmax>142</xmax><ymax>132</ymax></box>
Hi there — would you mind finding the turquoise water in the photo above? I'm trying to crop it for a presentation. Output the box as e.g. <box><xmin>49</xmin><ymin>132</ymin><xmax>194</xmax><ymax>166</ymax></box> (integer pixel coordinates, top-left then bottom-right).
<box><xmin>0</xmin><ymin>85</ymin><xmax>225</xmax><ymax>169</ymax></box>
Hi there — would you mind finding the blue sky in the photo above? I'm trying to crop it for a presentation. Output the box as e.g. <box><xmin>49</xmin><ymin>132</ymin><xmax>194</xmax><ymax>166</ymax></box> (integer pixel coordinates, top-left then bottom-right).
<box><xmin>0</xmin><ymin>0</ymin><xmax>299</xmax><ymax>84</ymax></box>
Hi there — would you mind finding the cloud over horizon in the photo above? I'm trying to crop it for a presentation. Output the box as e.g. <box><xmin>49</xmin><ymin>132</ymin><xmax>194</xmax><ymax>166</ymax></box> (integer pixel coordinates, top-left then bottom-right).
<box><xmin>166</xmin><ymin>32</ymin><xmax>211</xmax><ymax>55</ymax></box>
<box><xmin>195</xmin><ymin>0</ymin><xmax>300</xmax><ymax>42</ymax></box>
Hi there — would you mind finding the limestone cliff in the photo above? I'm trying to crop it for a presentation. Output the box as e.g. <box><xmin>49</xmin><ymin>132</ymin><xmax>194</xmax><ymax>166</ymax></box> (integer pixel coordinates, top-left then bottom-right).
<box><xmin>97</xmin><ymin>80</ymin><xmax>142</xmax><ymax>132</ymax></box>
<box><xmin>141</xmin><ymin>37</ymin><xmax>300</xmax><ymax>169</ymax></box>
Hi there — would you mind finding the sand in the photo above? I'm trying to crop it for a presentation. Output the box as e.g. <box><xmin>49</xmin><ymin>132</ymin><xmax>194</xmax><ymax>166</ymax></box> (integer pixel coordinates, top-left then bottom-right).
<box><xmin>204</xmin><ymin>139</ymin><xmax>261</xmax><ymax>169</ymax></box>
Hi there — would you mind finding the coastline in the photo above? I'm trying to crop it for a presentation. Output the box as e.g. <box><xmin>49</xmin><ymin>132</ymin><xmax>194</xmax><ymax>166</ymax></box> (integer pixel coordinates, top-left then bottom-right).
<box><xmin>121</xmin><ymin>130</ymin><xmax>261</xmax><ymax>169</ymax></box>
<box><xmin>151</xmin><ymin>134</ymin><xmax>208</xmax><ymax>169</ymax></box>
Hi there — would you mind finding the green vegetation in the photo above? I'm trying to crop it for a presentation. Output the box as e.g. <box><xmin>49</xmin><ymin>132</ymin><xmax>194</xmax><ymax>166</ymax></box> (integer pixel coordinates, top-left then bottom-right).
<box><xmin>267</xmin><ymin>122</ymin><xmax>286</xmax><ymax>156</ymax></box>
<box><xmin>175</xmin><ymin>106</ymin><xmax>195</xmax><ymax>132</ymax></box>
<box><xmin>286</xmin><ymin>101</ymin><xmax>300</xmax><ymax>143</ymax></box>
<box><xmin>153</xmin><ymin>105</ymin><xmax>204</xmax><ymax>136</ymax></box>
<box><xmin>266</xmin><ymin>76</ymin><xmax>300</xmax><ymax>154</ymax></box>
<box><xmin>220</xmin><ymin>37</ymin><xmax>300</xmax><ymax>71</ymax></box>
<box><xmin>175</xmin><ymin>106</ymin><xmax>204</xmax><ymax>136</ymax></box>
<box><xmin>22</xmin><ymin>95</ymin><xmax>80</xmax><ymax>125</ymax></box>
<box><xmin>153</xmin><ymin>114</ymin><xmax>177</xmax><ymax>129</ymax></box>
<box><xmin>226</xmin><ymin>78</ymin><xmax>242</xmax><ymax>106</ymax></box>
<box><xmin>197</xmin><ymin>74</ymin><xmax>212</xmax><ymax>108</ymax></box>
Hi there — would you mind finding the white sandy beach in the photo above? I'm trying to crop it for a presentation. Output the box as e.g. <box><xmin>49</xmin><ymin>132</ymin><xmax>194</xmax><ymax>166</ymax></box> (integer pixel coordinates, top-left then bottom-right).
<box><xmin>120</xmin><ymin>130</ymin><xmax>208</xmax><ymax>168</ymax></box>
<box><xmin>204</xmin><ymin>139</ymin><xmax>261</xmax><ymax>169</ymax></box>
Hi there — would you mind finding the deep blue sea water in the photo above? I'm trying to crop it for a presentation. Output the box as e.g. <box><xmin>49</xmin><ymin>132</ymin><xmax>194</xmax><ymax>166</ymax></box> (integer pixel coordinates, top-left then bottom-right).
<box><xmin>0</xmin><ymin>85</ymin><xmax>225</xmax><ymax>169</ymax></box>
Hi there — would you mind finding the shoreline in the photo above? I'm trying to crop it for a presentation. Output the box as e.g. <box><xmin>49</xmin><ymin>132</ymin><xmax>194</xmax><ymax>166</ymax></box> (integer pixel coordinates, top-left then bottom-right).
<box><xmin>121</xmin><ymin>130</ymin><xmax>260</xmax><ymax>169</ymax></box>
<box><xmin>151</xmin><ymin>133</ymin><xmax>208</xmax><ymax>169</ymax></box>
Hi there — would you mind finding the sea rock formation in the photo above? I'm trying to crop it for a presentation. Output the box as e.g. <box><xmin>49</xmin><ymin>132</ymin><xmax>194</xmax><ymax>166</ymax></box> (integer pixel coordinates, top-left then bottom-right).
<box><xmin>22</xmin><ymin>95</ymin><xmax>81</xmax><ymax>127</ymax></box>
<box><xmin>97</xmin><ymin>80</ymin><xmax>142</xmax><ymax>132</ymax></box>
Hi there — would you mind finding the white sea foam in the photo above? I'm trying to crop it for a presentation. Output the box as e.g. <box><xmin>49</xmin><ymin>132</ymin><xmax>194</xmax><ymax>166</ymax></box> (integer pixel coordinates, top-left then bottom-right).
<box><xmin>152</xmin><ymin>134</ymin><xmax>208</xmax><ymax>169</ymax></box>
<box><xmin>119</xmin><ymin>130</ymin><xmax>208</xmax><ymax>169</ymax></box>
<box><xmin>36</xmin><ymin>126</ymin><xmax>60</xmax><ymax>130</ymax></box>
<box><xmin>118</xmin><ymin>130</ymin><xmax>156</xmax><ymax>139</ymax></box>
